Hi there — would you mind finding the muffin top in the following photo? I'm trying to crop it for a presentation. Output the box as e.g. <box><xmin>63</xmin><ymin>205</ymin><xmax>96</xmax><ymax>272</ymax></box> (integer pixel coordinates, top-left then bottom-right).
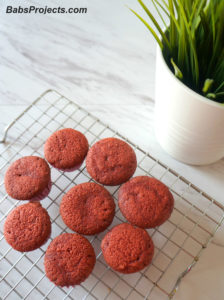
<box><xmin>44</xmin><ymin>233</ymin><xmax>96</xmax><ymax>287</ymax></box>
<box><xmin>101</xmin><ymin>223</ymin><xmax>154</xmax><ymax>273</ymax></box>
<box><xmin>4</xmin><ymin>156</ymin><xmax>51</xmax><ymax>200</ymax></box>
<box><xmin>86</xmin><ymin>137</ymin><xmax>137</xmax><ymax>186</ymax></box>
<box><xmin>60</xmin><ymin>182</ymin><xmax>115</xmax><ymax>235</ymax></box>
<box><xmin>44</xmin><ymin>128</ymin><xmax>88</xmax><ymax>170</ymax></box>
<box><xmin>118</xmin><ymin>176</ymin><xmax>174</xmax><ymax>228</ymax></box>
<box><xmin>4</xmin><ymin>202</ymin><xmax>51</xmax><ymax>252</ymax></box>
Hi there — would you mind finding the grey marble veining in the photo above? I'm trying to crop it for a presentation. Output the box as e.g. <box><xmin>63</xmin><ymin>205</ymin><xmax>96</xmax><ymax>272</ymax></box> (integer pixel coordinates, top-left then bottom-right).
<box><xmin>0</xmin><ymin>0</ymin><xmax>224</xmax><ymax>204</ymax></box>
<box><xmin>0</xmin><ymin>0</ymin><xmax>156</xmax><ymax>106</ymax></box>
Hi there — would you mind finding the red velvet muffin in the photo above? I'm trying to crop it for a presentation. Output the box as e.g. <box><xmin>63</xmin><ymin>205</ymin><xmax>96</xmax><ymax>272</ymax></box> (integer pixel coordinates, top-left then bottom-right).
<box><xmin>86</xmin><ymin>138</ymin><xmax>137</xmax><ymax>186</ymax></box>
<box><xmin>4</xmin><ymin>202</ymin><xmax>51</xmax><ymax>252</ymax></box>
<box><xmin>101</xmin><ymin>223</ymin><xmax>154</xmax><ymax>273</ymax></box>
<box><xmin>118</xmin><ymin>176</ymin><xmax>174</xmax><ymax>228</ymax></box>
<box><xmin>44</xmin><ymin>128</ymin><xmax>88</xmax><ymax>171</ymax></box>
<box><xmin>4</xmin><ymin>156</ymin><xmax>51</xmax><ymax>201</ymax></box>
<box><xmin>44</xmin><ymin>233</ymin><xmax>96</xmax><ymax>287</ymax></box>
<box><xmin>60</xmin><ymin>182</ymin><xmax>115</xmax><ymax>235</ymax></box>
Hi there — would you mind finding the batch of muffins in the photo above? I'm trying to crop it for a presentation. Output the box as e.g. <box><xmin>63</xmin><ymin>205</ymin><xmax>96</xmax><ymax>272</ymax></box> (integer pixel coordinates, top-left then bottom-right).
<box><xmin>3</xmin><ymin>128</ymin><xmax>174</xmax><ymax>287</ymax></box>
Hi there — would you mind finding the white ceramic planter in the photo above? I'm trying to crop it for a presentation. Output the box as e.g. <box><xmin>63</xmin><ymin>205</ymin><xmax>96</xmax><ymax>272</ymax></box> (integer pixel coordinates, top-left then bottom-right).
<box><xmin>155</xmin><ymin>46</ymin><xmax>224</xmax><ymax>165</ymax></box>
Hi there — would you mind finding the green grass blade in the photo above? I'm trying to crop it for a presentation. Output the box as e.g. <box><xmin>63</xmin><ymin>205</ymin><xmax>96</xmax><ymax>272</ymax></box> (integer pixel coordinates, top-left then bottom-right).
<box><xmin>184</xmin><ymin>0</ymin><xmax>192</xmax><ymax>18</ymax></box>
<box><xmin>206</xmin><ymin>3</ymin><xmax>224</xmax><ymax>77</ymax></box>
<box><xmin>215</xmin><ymin>81</ymin><xmax>224</xmax><ymax>93</ymax></box>
<box><xmin>202</xmin><ymin>79</ymin><xmax>214</xmax><ymax>94</ymax></box>
<box><xmin>168</xmin><ymin>0</ymin><xmax>176</xmax><ymax>51</ymax></box>
<box><xmin>177</xmin><ymin>16</ymin><xmax>186</xmax><ymax>70</ymax></box>
<box><xmin>151</xmin><ymin>0</ymin><xmax>167</xmax><ymax>29</ymax></box>
<box><xmin>153</xmin><ymin>0</ymin><xmax>170</xmax><ymax>18</ymax></box>
<box><xmin>191</xmin><ymin>0</ymin><xmax>207</xmax><ymax>34</ymax></box>
<box><xmin>206</xmin><ymin>93</ymin><xmax>216</xmax><ymax>99</ymax></box>
<box><xmin>211</xmin><ymin>0</ymin><xmax>216</xmax><ymax>44</ymax></box>
<box><xmin>171</xmin><ymin>58</ymin><xmax>183</xmax><ymax>79</ymax></box>
<box><xmin>160</xmin><ymin>0</ymin><xmax>180</xmax><ymax>32</ymax></box>
<box><xmin>172</xmin><ymin>0</ymin><xmax>179</xmax><ymax>12</ymax></box>
<box><xmin>199</xmin><ymin>10</ymin><xmax>209</xmax><ymax>36</ymax></box>
<box><xmin>216</xmin><ymin>92</ymin><xmax>224</xmax><ymax>97</ymax></box>
<box><xmin>176</xmin><ymin>0</ymin><xmax>199</xmax><ymax>85</ymax></box>
<box><xmin>190</xmin><ymin>0</ymin><xmax>200</xmax><ymax>22</ymax></box>
<box><xmin>190</xmin><ymin>0</ymin><xmax>205</xmax><ymax>24</ymax></box>
<box><xmin>137</xmin><ymin>0</ymin><xmax>170</xmax><ymax>49</ymax></box>
<box><xmin>129</xmin><ymin>8</ymin><xmax>163</xmax><ymax>49</ymax></box>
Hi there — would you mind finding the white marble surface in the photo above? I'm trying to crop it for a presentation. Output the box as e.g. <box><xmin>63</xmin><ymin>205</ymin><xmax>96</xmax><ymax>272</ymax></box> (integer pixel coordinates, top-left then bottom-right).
<box><xmin>1</xmin><ymin>0</ymin><xmax>224</xmax><ymax>205</ymax></box>
<box><xmin>1</xmin><ymin>0</ymin><xmax>224</xmax><ymax>299</ymax></box>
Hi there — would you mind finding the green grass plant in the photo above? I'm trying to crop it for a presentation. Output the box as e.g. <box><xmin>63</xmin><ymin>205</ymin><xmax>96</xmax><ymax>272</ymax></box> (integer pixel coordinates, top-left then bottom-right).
<box><xmin>130</xmin><ymin>0</ymin><xmax>224</xmax><ymax>103</ymax></box>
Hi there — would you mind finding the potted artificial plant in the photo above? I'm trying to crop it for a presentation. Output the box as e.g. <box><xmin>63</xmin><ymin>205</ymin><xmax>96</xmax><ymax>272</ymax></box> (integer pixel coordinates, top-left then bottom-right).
<box><xmin>131</xmin><ymin>0</ymin><xmax>224</xmax><ymax>165</ymax></box>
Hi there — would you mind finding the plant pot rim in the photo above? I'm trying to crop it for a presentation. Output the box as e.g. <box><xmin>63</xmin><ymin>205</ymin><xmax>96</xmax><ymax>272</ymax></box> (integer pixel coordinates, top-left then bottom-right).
<box><xmin>157</xmin><ymin>46</ymin><xmax>224</xmax><ymax>110</ymax></box>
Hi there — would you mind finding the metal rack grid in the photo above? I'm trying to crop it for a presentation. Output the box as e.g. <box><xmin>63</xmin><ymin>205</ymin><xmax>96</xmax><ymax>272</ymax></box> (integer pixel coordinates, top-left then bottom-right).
<box><xmin>0</xmin><ymin>89</ymin><xmax>224</xmax><ymax>300</ymax></box>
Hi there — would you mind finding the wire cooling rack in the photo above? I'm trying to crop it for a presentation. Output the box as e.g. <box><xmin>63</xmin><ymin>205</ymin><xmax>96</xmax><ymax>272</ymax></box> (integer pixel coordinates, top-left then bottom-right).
<box><xmin>0</xmin><ymin>89</ymin><xmax>224</xmax><ymax>300</ymax></box>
